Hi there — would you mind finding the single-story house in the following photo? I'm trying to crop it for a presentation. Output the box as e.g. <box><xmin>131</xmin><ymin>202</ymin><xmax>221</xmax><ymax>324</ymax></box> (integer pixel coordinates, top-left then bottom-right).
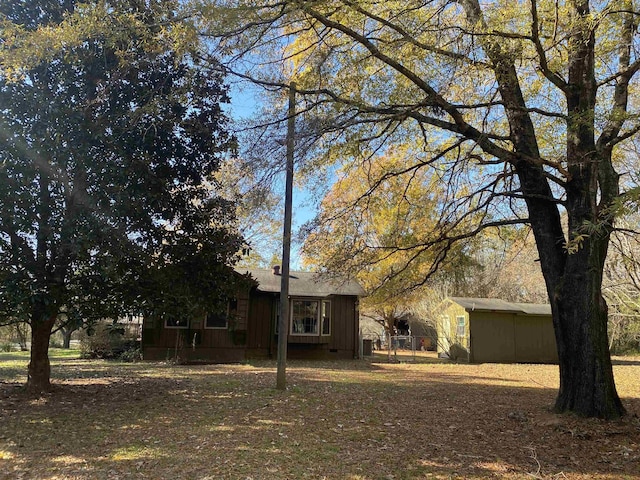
<box><xmin>437</xmin><ymin>297</ymin><xmax>558</xmax><ymax>364</ymax></box>
<box><xmin>141</xmin><ymin>266</ymin><xmax>366</xmax><ymax>362</ymax></box>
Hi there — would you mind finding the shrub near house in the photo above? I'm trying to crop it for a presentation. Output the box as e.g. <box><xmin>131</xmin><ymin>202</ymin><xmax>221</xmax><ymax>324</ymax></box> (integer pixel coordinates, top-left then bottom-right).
<box><xmin>79</xmin><ymin>323</ymin><xmax>141</xmax><ymax>361</ymax></box>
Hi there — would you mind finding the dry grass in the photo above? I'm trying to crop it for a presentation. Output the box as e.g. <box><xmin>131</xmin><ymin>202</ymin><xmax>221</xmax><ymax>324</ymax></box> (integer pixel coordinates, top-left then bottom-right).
<box><xmin>1</xmin><ymin>350</ymin><xmax>639</xmax><ymax>479</ymax></box>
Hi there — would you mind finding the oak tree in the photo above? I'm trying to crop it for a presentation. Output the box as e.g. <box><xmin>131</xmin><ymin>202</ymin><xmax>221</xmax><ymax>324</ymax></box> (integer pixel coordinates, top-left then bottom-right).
<box><xmin>199</xmin><ymin>0</ymin><xmax>640</xmax><ymax>418</ymax></box>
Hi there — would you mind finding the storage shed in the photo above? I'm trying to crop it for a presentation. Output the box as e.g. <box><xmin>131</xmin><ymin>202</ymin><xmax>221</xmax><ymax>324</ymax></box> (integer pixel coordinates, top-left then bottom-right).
<box><xmin>437</xmin><ymin>297</ymin><xmax>557</xmax><ymax>364</ymax></box>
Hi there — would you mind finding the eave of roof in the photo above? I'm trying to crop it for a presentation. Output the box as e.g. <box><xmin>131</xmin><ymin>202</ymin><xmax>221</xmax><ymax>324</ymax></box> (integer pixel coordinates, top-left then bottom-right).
<box><xmin>449</xmin><ymin>297</ymin><xmax>551</xmax><ymax>315</ymax></box>
<box><xmin>235</xmin><ymin>268</ymin><xmax>366</xmax><ymax>297</ymax></box>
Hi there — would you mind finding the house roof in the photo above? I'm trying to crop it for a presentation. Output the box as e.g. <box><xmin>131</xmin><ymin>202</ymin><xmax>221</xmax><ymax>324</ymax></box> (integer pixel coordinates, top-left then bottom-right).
<box><xmin>449</xmin><ymin>297</ymin><xmax>551</xmax><ymax>315</ymax></box>
<box><xmin>236</xmin><ymin>268</ymin><xmax>366</xmax><ymax>297</ymax></box>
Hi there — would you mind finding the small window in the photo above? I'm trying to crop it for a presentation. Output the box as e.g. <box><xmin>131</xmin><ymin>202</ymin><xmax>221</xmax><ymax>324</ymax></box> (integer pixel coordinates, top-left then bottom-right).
<box><xmin>205</xmin><ymin>299</ymin><xmax>238</xmax><ymax>329</ymax></box>
<box><xmin>321</xmin><ymin>301</ymin><xmax>331</xmax><ymax>336</ymax></box>
<box><xmin>165</xmin><ymin>317</ymin><xmax>188</xmax><ymax>329</ymax></box>
<box><xmin>205</xmin><ymin>311</ymin><xmax>227</xmax><ymax>329</ymax></box>
<box><xmin>456</xmin><ymin>316</ymin><xmax>465</xmax><ymax>337</ymax></box>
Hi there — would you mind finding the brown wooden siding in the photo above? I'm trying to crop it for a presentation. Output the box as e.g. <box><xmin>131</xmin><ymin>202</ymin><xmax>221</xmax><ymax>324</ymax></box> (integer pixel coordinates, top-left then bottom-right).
<box><xmin>247</xmin><ymin>291</ymin><xmax>274</xmax><ymax>356</ymax></box>
<box><xmin>328</xmin><ymin>295</ymin><xmax>357</xmax><ymax>354</ymax></box>
<box><xmin>245</xmin><ymin>291</ymin><xmax>359</xmax><ymax>359</ymax></box>
<box><xmin>143</xmin><ymin>288</ymin><xmax>360</xmax><ymax>361</ymax></box>
<box><xmin>142</xmin><ymin>289</ymin><xmax>251</xmax><ymax>362</ymax></box>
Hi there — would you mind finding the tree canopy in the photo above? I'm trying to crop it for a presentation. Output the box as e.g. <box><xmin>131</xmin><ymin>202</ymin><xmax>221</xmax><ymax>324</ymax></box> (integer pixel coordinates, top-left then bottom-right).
<box><xmin>197</xmin><ymin>0</ymin><xmax>640</xmax><ymax>418</ymax></box>
<box><xmin>0</xmin><ymin>0</ymin><xmax>242</xmax><ymax>390</ymax></box>
<box><xmin>301</xmin><ymin>147</ymin><xmax>480</xmax><ymax>328</ymax></box>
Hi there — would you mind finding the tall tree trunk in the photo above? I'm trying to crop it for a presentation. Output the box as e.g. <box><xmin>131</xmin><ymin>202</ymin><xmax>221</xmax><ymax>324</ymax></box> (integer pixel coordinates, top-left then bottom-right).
<box><xmin>513</xmin><ymin>140</ymin><xmax>625</xmax><ymax>418</ymax></box>
<box><xmin>62</xmin><ymin>327</ymin><xmax>73</xmax><ymax>349</ymax></box>
<box><xmin>27</xmin><ymin>311</ymin><xmax>56</xmax><ymax>392</ymax></box>
<box><xmin>525</xmin><ymin>198</ymin><xmax>625</xmax><ymax>418</ymax></box>
<box><xmin>549</xmin><ymin>187</ymin><xmax>624</xmax><ymax>418</ymax></box>
<box><xmin>546</xmin><ymin>0</ymin><xmax>624</xmax><ymax>418</ymax></box>
<box><xmin>553</xmin><ymin>262</ymin><xmax>624</xmax><ymax>417</ymax></box>
<box><xmin>28</xmin><ymin>152</ymin><xmax>60</xmax><ymax>392</ymax></box>
<box><xmin>15</xmin><ymin>323</ymin><xmax>29</xmax><ymax>351</ymax></box>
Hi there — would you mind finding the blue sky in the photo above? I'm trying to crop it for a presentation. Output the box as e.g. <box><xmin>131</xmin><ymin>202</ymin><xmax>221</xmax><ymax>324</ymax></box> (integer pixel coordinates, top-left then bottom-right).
<box><xmin>227</xmin><ymin>82</ymin><xmax>316</xmax><ymax>268</ymax></box>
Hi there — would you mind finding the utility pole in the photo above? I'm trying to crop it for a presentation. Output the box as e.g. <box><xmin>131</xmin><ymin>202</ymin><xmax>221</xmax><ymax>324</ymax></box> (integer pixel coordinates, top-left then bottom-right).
<box><xmin>276</xmin><ymin>82</ymin><xmax>295</xmax><ymax>390</ymax></box>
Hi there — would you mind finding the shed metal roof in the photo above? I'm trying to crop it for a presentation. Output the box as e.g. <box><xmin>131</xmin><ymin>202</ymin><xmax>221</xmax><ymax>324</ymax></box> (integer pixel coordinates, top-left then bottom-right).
<box><xmin>513</xmin><ymin>302</ymin><xmax>552</xmax><ymax>315</ymax></box>
<box><xmin>449</xmin><ymin>297</ymin><xmax>551</xmax><ymax>315</ymax></box>
<box><xmin>236</xmin><ymin>268</ymin><xmax>366</xmax><ymax>297</ymax></box>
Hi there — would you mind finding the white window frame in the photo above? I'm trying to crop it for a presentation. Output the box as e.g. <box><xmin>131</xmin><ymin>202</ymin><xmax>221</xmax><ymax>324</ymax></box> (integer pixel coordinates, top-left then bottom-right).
<box><xmin>456</xmin><ymin>315</ymin><xmax>466</xmax><ymax>337</ymax></box>
<box><xmin>290</xmin><ymin>298</ymin><xmax>320</xmax><ymax>336</ymax></box>
<box><xmin>205</xmin><ymin>309</ymin><xmax>228</xmax><ymax>330</ymax></box>
<box><xmin>205</xmin><ymin>299</ymin><xmax>238</xmax><ymax>330</ymax></box>
<box><xmin>275</xmin><ymin>298</ymin><xmax>332</xmax><ymax>337</ymax></box>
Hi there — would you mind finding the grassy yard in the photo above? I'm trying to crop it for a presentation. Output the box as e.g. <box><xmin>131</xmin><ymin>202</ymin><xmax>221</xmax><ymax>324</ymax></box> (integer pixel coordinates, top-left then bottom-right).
<box><xmin>1</xmin><ymin>350</ymin><xmax>639</xmax><ymax>480</ymax></box>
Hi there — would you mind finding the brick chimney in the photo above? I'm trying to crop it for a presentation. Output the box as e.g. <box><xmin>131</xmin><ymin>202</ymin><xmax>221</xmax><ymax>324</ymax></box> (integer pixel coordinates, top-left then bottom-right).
<box><xmin>272</xmin><ymin>265</ymin><xmax>281</xmax><ymax>275</ymax></box>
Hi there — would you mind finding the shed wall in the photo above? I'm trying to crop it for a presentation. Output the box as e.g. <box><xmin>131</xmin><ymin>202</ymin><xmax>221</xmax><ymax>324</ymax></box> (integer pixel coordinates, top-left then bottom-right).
<box><xmin>513</xmin><ymin>315</ymin><xmax>558</xmax><ymax>363</ymax></box>
<box><xmin>468</xmin><ymin>312</ymin><xmax>517</xmax><ymax>363</ymax></box>
<box><xmin>438</xmin><ymin>302</ymin><xmax>469</xmax><ymax>360</ymax></box>
<box><xmin>468</xmin><ymin>312</ymin><xmax>557</xmax><ymax>364</ymax></box>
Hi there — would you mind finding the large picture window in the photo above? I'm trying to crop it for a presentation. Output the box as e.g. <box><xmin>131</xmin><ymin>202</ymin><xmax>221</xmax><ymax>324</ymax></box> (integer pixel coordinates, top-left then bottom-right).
<box><xmin>279</xmin><ymin>298</ymin><xmax>332</xmax><ymax>337</ymax></box>
<box><xmin>291</xmin><ymin>300</ymin><xmax>319</xmax><ymax>335</ymax></box>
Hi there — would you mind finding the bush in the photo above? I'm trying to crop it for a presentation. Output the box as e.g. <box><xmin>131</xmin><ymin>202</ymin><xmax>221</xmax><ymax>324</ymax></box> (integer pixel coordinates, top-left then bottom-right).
<box><xmin>448</xmin><ymin>343</ymin><xmax>470</xmax><ymax>362</ymax></box>
<box><xmin>79</xmin><ymin>323</ymin><xmax>140</xmax><ymax>361</ymax></box>
<box><xmin>49</xmin><ymin>334</ymin><xmax>63</xmax><ymax>349</ymax></box>
<box><xmin>0</xmin><ymin>323</ymin><xmax>29</xmax><ymax>351</ymax></box>
<box><xmin>119</xmin><ymin>347</ymin><xmax>142</xmax><ymax>363</ymax></box>
<box><xmin>609</xmin><ymin>314</ymin><xmax>640</xmax><ymax>355</ymax></box>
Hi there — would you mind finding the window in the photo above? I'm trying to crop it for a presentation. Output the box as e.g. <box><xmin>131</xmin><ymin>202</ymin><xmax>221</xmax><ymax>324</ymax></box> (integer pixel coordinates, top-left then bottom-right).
<box><xmin>278</xmin><ymin>298</ymin><xmax>331</xmax><ymax>337</ymax></box>
<box><xmin>205</xmin><ymin>299</ymin><xmax>237</xmax><ymax>329</ymax></box>
<box><xmin>291</xmin><ymin>300</ymin><xmax>319</xmax><ymax>335</ymax></box>
<box><xmin>206</xmin><ymin>311</ymin><xmax>227</xmax><ymax>329</ymax></box>
<box><xmin>321</xmin><ymin>301</ymin><xmax>331</xmax><ymax>336</ymax></box>
<box><xmin>456</xmin><ymin>316</ymin><xmax>465</xmax><ymax>337</ymax></box>
<box><xmin>165</xmin><ymin>317</ymin><xmax>188</xmax><ymax>329</ymax></box>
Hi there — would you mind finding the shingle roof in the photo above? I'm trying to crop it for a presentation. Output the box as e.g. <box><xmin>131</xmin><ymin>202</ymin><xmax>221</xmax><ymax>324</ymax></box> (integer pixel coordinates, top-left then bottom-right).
<box><xmin>236</xmin><ymin>268</ymin><xmax>366</xmax><ymax>297</ymax></box>
<box><xmin>449</xmin><ymin>297</ymin><xmax>551</xmax><ymax>315</ymax></box>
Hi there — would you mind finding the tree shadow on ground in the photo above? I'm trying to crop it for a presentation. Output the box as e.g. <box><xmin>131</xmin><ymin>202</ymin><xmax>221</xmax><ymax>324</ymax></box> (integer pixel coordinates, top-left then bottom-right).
<box><xmin>0</xmin><ymin>360</ymin><xmax>638</xmax><ymax>480</ymax></box>
<box><xmin>611</xmin><ymin>357</ymin><xmax>640</xmax><ymax>366</ymax></box>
